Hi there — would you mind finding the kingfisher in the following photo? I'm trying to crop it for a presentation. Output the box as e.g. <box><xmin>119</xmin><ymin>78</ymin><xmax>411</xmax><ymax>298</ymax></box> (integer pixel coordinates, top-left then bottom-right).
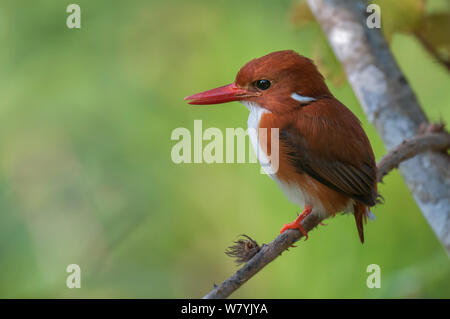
<box><xmin>185</xmin><ymin>50</ymin><xmax>378</xmax><ymax>243</ymax></box>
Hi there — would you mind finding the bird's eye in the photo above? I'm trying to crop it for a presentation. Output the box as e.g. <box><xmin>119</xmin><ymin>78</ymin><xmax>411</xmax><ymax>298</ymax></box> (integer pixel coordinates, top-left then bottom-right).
<box><xmin>254</xmin><ymin>79</ymin><xmax>271</xmax><ymax>90</ymax></box>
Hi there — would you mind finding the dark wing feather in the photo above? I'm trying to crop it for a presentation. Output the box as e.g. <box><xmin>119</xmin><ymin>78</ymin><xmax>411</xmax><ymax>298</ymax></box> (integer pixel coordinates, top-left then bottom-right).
<box><xmin>280</xmin><ymin>125</ymin><xmax>377</xmax><ymax>206</ymax></box>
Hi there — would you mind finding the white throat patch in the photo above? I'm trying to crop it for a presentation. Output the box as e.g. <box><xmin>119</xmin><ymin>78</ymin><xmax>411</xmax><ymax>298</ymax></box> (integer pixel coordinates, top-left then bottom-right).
<box><xmin>240</xmin><ymin>101</ymin><xmax>274</xmax><ymax>176</ymax></box>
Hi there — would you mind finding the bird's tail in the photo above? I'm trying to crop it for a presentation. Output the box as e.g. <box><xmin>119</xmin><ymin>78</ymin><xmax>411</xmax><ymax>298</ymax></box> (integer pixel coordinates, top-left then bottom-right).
<box><xmin>353</xmin><ymin>201</ymin><xmax>368</xmax><ymax>244</ymax></box>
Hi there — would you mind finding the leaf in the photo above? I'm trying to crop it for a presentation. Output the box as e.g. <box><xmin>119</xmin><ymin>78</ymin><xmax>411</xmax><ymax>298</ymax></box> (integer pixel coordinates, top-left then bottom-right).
<box><xmin>371</xmin><ymin>0</ymin><xmax>426</xmax><ymax>41</ymax></box>
<box><xmin>290</xmin><ymin>0</ymin><xmax>316</xmax><ymax>28</ymax></box>
<box><xmin>416</xmin><ymin>12</ymin><xmax>450</xmax><ymax>61</ymax></box>
<box><xmin>313</xmin><ymin>35</ymin><xmax>346</xmax><ymax>87</ymax></box>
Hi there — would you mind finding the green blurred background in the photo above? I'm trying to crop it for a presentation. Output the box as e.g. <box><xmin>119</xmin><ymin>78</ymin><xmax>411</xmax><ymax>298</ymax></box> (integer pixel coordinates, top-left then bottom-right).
<box><xmin>0</xmin><ymin>0</ymin><xmax>449</xmax><ymax>298</ymax></box>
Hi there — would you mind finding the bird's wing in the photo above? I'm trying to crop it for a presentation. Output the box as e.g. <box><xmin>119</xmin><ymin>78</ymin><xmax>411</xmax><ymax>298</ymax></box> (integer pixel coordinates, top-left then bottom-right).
<box><xmin>279</xmin><ymin>112</ymin><xmax>377</xmax><ymax>206</ymax></box>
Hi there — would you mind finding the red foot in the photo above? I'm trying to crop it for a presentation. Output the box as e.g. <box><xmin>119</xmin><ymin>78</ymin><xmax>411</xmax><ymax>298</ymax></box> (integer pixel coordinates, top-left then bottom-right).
<box><xmin>280</xmin><ymin>205</ymin><xmax>312</xmax><ymax>240</ymax></box>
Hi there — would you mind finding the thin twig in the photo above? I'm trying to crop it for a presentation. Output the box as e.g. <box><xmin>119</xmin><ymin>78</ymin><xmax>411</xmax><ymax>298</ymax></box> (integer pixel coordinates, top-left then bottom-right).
<box><xmin>203</xmin><ymin>131</ymin><xmax>449</xmax><ymax>299</ymax></box>
<box><xmin>378</xmin><ymin>131</ymin><xmax>450</xmax><ymax>182</ymax></box>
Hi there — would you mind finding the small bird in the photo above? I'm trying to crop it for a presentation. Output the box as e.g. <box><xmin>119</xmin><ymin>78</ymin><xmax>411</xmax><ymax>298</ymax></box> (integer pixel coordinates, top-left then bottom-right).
<box><xmin>185</xmin><ymin>50</ymin><xmax>378</xmax><ymax>243</ymax></box>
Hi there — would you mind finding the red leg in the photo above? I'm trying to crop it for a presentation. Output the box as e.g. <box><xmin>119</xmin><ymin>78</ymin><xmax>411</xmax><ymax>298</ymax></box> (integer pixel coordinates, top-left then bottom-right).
<box><xmin>279</xmin><ymin>205</ymin><xmax>313</xmax><ymax>240</ymax></box>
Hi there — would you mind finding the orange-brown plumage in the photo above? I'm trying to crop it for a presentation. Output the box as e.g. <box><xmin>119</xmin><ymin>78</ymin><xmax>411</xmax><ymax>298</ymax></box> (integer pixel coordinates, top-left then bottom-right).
<box><xmin>185</xmin><ymin>50</ymin><xmax>378</xmax><ymax>243</ymax></box>
<box><xmin>258</xmin><ymin>98</ymin><xmax>377</xmax><ymax>242</ymax></box>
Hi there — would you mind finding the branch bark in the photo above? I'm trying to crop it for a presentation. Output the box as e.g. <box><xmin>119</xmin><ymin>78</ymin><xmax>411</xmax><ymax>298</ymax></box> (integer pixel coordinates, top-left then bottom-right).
<box><xmin>203</xmin><ymin>131</ymin><xmax>450</xmax><ymax>299</ymax></box>
<box><xmin>307</xmin><ymin>0</ymin><xmax>450</xmax><ymax>252</ymax></box>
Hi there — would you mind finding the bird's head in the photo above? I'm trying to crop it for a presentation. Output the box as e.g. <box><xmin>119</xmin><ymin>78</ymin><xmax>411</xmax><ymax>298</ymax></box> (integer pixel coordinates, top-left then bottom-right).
<box><xmin>184</xmin><ymin>50</ymin><xmax>331</xmax><ymax>113</ymax></box>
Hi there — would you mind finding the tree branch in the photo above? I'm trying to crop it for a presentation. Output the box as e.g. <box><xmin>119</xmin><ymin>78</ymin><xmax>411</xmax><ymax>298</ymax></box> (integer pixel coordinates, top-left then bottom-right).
<box><xmin>203</xmin><ymin>130</ymin><xmax>449</xmax><ymax>299</ymax></box>
<box><xmin>378</xmin><ymin>131</ymin><xmax>450</xmax><ymax>183</ymax></box>
<box><xmin>203</xmin><ymin>214</ymin><xmax>323</xmax><ymax>299</ymax></box>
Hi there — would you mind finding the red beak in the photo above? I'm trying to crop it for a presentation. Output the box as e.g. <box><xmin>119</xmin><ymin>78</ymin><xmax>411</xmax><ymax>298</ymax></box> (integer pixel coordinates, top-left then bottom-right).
<box><xmin>184</xmin><ymin>83</ymin><xmax>250</xmax><ymax>105</ymax></box>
